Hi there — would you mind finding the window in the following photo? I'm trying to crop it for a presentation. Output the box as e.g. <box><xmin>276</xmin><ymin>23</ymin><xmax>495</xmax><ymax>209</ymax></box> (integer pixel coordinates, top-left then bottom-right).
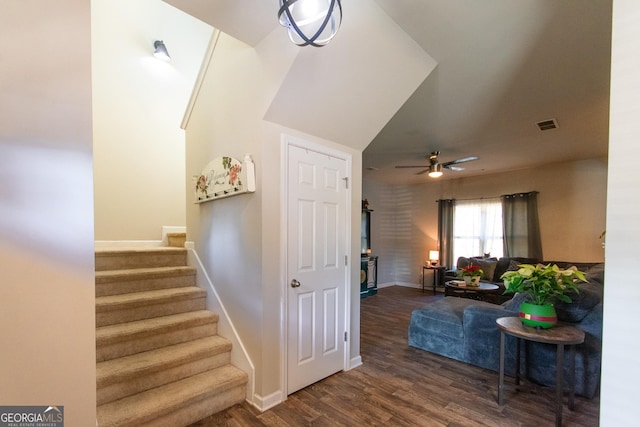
<box><xmin>452</xmin><ymin>198</ymin><xmax>503</xmax><ymax>262</ymax></box>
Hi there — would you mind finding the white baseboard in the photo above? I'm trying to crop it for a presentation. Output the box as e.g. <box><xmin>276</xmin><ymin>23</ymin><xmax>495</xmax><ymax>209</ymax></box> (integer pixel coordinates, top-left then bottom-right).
<box><xmin>378</xmin><ymin>281</ymin><xmax>421</xmax><ymax>289</ymax></box>
<box><xmin>348</xmin><ymin>355</ymin><xmax>363</xmax><ymax>370</ymax></box>
<box><xmin>94</xmin><ymin>240</ymin><xmax>163</xmax><ymax>248</ymax></box>
<box><xmin>252</xmin><ymin>390</ymin><xmax>284</xmax><ymax>412</ymax></box>
<box><xmin>95</xmin><ymin>226</ymin><xmax>186</xmax><ymax>249</ymax></box>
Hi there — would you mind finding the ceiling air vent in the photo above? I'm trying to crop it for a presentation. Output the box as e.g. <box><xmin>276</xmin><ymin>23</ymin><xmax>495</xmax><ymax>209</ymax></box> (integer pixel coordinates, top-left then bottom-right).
<box><xmin>536</xmin><ymin>118</ymin><xmax>559</xmax><ymax>131</ymax></box>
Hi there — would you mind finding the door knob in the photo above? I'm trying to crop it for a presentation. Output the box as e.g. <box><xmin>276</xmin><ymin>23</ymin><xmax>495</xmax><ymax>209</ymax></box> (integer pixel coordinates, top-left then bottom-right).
<box><xmin>290</xmin><ymin>279</ymin><xmax>301</xmax><ymax>288</ymax></box>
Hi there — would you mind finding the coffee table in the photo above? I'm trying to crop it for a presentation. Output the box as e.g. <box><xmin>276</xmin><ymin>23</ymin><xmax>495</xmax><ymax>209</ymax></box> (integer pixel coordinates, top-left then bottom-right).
<box><xmin>445</xmin><ymin>280</ymin><xmax>499</xmax><ymax>302</ymax></box>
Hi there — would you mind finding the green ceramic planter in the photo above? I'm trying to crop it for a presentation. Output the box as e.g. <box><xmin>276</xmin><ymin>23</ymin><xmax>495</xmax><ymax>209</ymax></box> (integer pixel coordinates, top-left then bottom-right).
<box><xmin>519</xmin><ymin>301</ymin><xmax>557</xmax><ymax>329</ymax></box>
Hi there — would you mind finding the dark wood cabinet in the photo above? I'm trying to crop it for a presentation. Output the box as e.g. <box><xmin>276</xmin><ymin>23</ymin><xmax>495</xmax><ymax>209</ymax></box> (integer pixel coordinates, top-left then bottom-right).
<box><xmin>360</xmin><ymin>255</ymin><xmax>378</xmax><ymax>298</ymax></box>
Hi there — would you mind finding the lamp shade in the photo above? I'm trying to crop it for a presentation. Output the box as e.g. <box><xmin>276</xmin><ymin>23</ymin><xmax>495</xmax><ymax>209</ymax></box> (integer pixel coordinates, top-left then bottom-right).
<box><xmin>429</xmin><ymin>250</ymin><xmax>439</xmax><ymax>262</ymax></box>
<box><xmin>278</xmin><ymin>0</ymin><xmax>342</xmax><ymax>47</ymax></box>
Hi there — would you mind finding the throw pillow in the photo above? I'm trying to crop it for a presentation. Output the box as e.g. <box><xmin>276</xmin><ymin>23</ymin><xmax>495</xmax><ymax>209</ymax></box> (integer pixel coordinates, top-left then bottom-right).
<box><xmin>472</xmin><ymin>258</ymin><xmax>498</xmax><ymax>281</ymax></box>
<box><xmin>457</xmin><ymin>257</ymin><xmax>470</xmax><ymax>270</ymax></box>
<box><xmin>507</xmin><ymin>259</ymin><xmax>521</xmax><ymax>272</ymax></box>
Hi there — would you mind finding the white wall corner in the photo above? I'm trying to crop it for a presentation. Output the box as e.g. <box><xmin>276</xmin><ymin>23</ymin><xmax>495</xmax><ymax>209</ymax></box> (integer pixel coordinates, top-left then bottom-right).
<box><xmin>251</xmin><ymin>389</ymin><xmax>285</xmax><ymax>412</ymax></box>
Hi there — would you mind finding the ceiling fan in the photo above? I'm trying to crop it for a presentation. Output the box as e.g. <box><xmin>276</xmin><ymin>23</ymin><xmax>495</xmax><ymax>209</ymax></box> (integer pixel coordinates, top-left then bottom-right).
<box><xmin>395</xmin><ymin>151</ymin><xmax>479</xmax><ymax>178</ymax></box>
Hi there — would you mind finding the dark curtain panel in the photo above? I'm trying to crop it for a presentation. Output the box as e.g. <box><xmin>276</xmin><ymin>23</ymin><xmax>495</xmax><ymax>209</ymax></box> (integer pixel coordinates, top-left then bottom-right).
<box><xmin>501</xmin><ymin>191</ymin><xmax>543</xmax><ymax>260</ymax></box>
<box><xmin>437</xmin><ymin>199</ymin><xmax>455</xmax><ymax>269</ymax></box>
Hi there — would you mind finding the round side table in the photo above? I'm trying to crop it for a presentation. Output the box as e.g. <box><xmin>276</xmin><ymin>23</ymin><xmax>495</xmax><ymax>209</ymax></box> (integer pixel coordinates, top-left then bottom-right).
<box><xmin>496</xmin><ymin>316</ymin><xmax>585</xmax><ymax>427</ymax></box>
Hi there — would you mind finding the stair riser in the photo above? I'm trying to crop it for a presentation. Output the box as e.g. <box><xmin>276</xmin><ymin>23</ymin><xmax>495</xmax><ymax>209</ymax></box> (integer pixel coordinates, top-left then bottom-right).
<box><xmin>167</xmin><ymin>233</ymin><xmax>186</xmax><ymax>248</ymax></box>
<box><xmin>96</xmin><ymin>298</ymin><xmax>205</xmax><ymax>327</ymax></box>
<box><xmin>97</xmin><ymin>322</ymin><xmax>217</xmax><ymax>362</ymax></box>
<box><xmin>95</xmin><ymin>251</ymin><xmax>187</xmax><ymax>271</ymax></box>
<box><xmin>135</xmin><ymin>386</ymin><xmax>246</xmax><ymax>427</ymax></box>
<box><xmin>94</xmin><ymin>246</ymin><xmax>248</xmax><ymax>426</ymax></box>
<box><xmin>96</xmin><ymin>367</ymin><xmax>248</xmax><ymax>427</ymax></box>
<box><xmin>98</xmin><ymin>352</ymin><xmax>231</xmax><ymax>405</ymax></box>
<box><xmin>96</xmin><ymin>273</ymin><xmax>196</xmax><ymax>297</ymax></box>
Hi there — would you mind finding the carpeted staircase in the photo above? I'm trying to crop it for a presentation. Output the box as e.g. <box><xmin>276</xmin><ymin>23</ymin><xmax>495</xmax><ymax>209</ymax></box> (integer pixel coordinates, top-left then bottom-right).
<box><xmin>95</xmin><ymin>243</ymin><xmax>247</xmax><ymax>427</ymax></box>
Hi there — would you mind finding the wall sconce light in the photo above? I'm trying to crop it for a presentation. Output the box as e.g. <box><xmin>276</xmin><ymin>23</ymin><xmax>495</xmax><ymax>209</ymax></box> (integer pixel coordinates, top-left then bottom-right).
<box><xmin>428</xmin><ymin>163</ymin><xmax>443</xmax><ymax>178</ymax></box>
<box><xmin>278</xmin><ymin>0</ymin><xmax>342</xmax><ymax>47</ymax></box>
<box><xmin>153</xmin><ymin>40</ymin><xmax>171</xmax><ymax>61</ymax></box>
<box><xmin>429</xmin><ymin>250</ymin><xmax>440</xmax><ymax>266</ymax></box>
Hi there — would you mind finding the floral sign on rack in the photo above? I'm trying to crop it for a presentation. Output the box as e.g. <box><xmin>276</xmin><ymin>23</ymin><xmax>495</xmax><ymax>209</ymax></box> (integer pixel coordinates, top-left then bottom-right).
<box><xmin>194</xmin><ymin>155</ymin><xmax>256</xmax><ymax>203</ymax></box>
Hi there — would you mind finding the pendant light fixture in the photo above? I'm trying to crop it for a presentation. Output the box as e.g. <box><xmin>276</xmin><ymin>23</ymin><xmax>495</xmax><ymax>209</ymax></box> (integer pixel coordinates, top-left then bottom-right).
<box><xmin>278</xmin><ymin>0</ymin><xmax>342</xmax><ymax>47</ymax></box>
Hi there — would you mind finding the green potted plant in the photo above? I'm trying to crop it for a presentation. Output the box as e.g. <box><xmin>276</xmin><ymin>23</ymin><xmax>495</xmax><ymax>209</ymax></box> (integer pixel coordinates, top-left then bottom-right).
<box><xmin>459</xmin><ymin>264</ymin><xmax>483</xmax><ymax>287</ymax></box>
<box><xmin>501</xmin><ymin>263</ymin><xmax>587</xmax><ymax>328</ymax></box>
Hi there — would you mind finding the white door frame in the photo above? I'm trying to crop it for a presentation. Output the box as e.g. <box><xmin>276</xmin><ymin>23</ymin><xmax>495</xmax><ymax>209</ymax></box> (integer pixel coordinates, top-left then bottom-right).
<box><xmin>280</xmin><ymin>133</ymin><xmax>352</xmax><ymax>396</ymax></box>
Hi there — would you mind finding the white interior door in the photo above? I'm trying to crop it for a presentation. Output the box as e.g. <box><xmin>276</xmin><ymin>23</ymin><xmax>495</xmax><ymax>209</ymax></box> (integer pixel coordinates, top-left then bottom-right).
<box><xmin>287</xmin><ymin>143</ymin><xmax>348</xmax><ymax>394</ymax></box>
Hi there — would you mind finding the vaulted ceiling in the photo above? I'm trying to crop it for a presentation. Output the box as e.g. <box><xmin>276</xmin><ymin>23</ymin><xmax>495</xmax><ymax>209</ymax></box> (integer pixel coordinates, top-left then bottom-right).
<box><xmin>165</xmin><ymin>0</ymin><xmax>612</xmax><ymax>185</ymax></box>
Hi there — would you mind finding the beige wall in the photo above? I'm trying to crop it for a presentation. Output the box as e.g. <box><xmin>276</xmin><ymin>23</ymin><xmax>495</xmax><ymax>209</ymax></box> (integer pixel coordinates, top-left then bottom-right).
<box><xmin>364</xmin><ymin>157</ymin><xmax>607</xmax><ymax>285</ymax></box>
<box><xmin>184</xmin><ymin>29</ymin><xmax>364</xmax><ymax>403</ymax></box>
<box><xmin>185</xmin><ymin>32</ymin><xmax>268</xmax><ymax>398</ymax></box>
<box><xmin>0</xmin><ymin>1</ymin><xmax>96</xmax><ymax>425</ymax></box>
<box><xmin>600</xmin><ymin>1</ymin><xmax>640</xmax><ymax>424</ymax></box>
<box><xmin>181</xmin><ymin>1</ymin><xmax>429</xmax><ymax>404</ymax></box>
<box><xmin>92</xmin><ymin>0</ymin><xmax>212</xmax><ymax>240</ymax></box>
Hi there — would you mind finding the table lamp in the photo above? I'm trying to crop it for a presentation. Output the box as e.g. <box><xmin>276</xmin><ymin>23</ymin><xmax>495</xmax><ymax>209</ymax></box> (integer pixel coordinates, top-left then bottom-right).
<box><xmin>429</xmin><ymin>250</ymin><xmax>439</xmax><ymax>266</ymax></box>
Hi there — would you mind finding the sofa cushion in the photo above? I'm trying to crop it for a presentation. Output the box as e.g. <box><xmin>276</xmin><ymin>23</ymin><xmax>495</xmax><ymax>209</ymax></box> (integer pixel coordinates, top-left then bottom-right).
<box><xmin>501</xmin><ymin>292</ymin><xmax>531</xmax><ymax>312</ymax></box>
<box><xmin>585</xmin><ymin>263</ymin><xmax>605</xmax><ymax>285</ymax></box>
<box><xmin>554</xmin><ymin>280</ymin><xmax>603</xmax><ymax>323</ymax></box>
<box><xmin>408</xmin><ymin>298</ymin><xmax>471</xmax><ymax>362</ymax></box>
<box><xmin>410</xmin><ymin>298</ymin><xmax>467</xmax><ymax>340</ymax></box>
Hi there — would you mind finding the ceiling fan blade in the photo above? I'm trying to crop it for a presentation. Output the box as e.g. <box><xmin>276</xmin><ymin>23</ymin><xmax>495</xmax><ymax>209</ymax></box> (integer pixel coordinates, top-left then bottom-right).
<box><xmin>441</xmin><ymin>156</ymin><xmax>479</xmax><ymax>167</ymax></box>
<box><xmin>395</xmin><ymin>165</ymin><xmax>432</xmax><ymax>168</ymax></box>
<box><xmin>445</xmin><ymin>166</ymin><xmax>465</xmax><ymax>171</ymax></box>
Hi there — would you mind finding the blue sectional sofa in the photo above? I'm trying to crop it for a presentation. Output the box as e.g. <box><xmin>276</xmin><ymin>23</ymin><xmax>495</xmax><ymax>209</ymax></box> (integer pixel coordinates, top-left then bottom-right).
<box><xmin>408</xmin><ymin>261</ymin><xmax>604</xmax><ymax>398</ymax></box>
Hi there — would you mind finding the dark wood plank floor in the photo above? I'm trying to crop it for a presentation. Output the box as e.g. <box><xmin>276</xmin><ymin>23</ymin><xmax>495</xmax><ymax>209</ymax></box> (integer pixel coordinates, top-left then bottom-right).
<box><xmin>190</xmin><ymin>286</ymin><xmax>600</xmax><ymax>426</ymax></box>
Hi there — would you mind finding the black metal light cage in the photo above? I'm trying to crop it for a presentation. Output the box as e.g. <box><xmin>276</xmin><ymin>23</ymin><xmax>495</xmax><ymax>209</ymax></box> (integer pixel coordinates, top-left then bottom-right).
<box><xmin>278</xmin><ymin>0</ymin><xmax>343</xmax><ymax>47</ymax></box>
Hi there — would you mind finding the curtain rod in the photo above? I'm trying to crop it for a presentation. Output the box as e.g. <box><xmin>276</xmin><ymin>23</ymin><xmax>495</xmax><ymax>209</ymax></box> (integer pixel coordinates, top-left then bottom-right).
<box><xmin>436</xmin><ymin>191</ymin><xmax>538</xmax><ymax>202</ymax></box>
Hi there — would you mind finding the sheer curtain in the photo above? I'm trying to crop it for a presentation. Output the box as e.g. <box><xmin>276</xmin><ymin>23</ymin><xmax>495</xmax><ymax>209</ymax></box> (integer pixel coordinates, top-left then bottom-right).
<box><xmin>501</xmin><ymin>191</ymin><xmax>543</xmax><ymax>259</ymax></box>
<box><xmin>452</xmin><ymin>198</ymin><xmax>503</xmax><ymax>263</ymax></box>
<box><xmin>437</xmin><ymin>199</ymin><xmax>455</xmax><ymax>269</ymax></box>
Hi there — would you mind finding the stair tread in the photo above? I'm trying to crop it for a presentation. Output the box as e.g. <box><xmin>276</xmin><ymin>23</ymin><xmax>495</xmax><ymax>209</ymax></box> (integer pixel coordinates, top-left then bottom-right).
<box><xmin>96</xmin><ymin>266</ymin><xmax>196</xmax><ymax>283</ymax></box>
<box><xmin>97</xmin><ymin>336</ymin><xmax>231</xmax><ymax>386</ymax></box>
<box><xmin>96</xmin><ymin>310</ymin><xmax>217</xmax><ymax>345</ymax></box>
<box><xmin>95</xmin><ymin>247</ymin><xmax>187</xmax><ymax>255</ymax></box>
<box><xmin>96</xmin><ymin>287</ymin><xmax>206</xmax><ymax>311</ymax></box>
<box><xmin>97</xmin><ymin>365</ymin><xmax>247</xmax><ymax>426</ymax></box>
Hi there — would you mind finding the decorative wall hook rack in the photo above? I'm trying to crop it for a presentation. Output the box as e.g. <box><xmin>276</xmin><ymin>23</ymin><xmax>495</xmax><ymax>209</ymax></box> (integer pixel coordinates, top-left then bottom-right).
<box><xmin>194</xmin><ymin>154</ymin><xmax>256</xmax><ymax>203</ymax></box>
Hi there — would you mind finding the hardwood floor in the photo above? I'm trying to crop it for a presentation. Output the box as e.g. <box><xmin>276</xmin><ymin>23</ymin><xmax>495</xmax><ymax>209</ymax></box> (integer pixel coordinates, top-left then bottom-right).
<box><xmin>190</xmin><ymin>286</ymin><xmax>600</xmax><ymax>426</ymax></box>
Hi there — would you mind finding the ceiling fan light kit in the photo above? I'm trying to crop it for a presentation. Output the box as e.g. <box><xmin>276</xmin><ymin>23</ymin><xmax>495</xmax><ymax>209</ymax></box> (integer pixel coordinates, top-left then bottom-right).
<box><xmin>395</xmin><ymin>151</ymin><xmax>479</xmax><ymax>178</ymax></box>
<box><xmin>428</xmin><ymin>163</ymin><xmax>443</xmax><ymax>178</ymax></box>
